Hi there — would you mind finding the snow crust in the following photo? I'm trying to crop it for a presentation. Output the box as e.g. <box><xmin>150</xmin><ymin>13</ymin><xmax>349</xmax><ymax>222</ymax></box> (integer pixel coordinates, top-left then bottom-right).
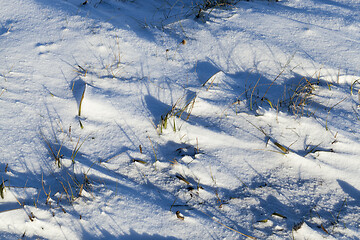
<box><xmin>1</xmin><ymin>0</ymin><xmax>360</xmax><ymax>239</ymax></box>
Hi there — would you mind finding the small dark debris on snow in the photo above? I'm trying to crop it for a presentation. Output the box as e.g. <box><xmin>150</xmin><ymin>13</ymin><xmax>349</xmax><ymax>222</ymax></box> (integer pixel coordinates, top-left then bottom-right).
<box><xmin>176</xmin><ymin>211</ymin><xmax>184</xmax><ymax>220</ymax></box>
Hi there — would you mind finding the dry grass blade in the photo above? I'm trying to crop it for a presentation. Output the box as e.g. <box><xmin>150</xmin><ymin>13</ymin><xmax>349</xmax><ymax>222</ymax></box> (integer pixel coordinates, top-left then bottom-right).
<box><xmin>76</xmin><ymin>65</ymin><xmax>87</xmax><ymax>77</ymax></box>
<box><xmin>287</xmin><ymin>76</ymin><xmax>316</xmax><ymax>116</ymax></box>
<box><xmin>147</xmin><ymin>136</ymin><xmax>158</xmax><ymax>164</ymax></box>
<box><xmin>262</xmin><ymin>97</ymin><xmax>274</xmax><ymax>109</ymax></box>
<box><xmin>245</xmin><ymin>119</ymin><xmax>289</xmax><ymax>154</ymax></box>
<box><xmin>175</xmin><ymin>174</ymin><xmax>190</xmax><ymax>185</ymax></box>
<box><xmin>71</xmin><ymin>135</ymin><xmax>89</xmax><ymax>164</ymax></box>
<box><xmin>0</xmin><ymin>180</ymin><xmax>6</xmax><ymax>199</ymax></box>
<box><xmin>185</xmin><ymin>96</ymin><xmax>197</xmax><ymax>120</ymax></box>
<box><xmin>261</xmin><ymin>68</ymin><xmax>286</xmax><ymax>101</ymax></box>
<box><xmin>174</xmin><ymin>95</ymin><xmax>197</xmax><ymax>120</ymax></box>
<box><xmin>273</xmin><ymin>142</ymin><xmax>289</xmax><ymax>154</ymax></box>
<box><xmin>304</xmin><ymin>143</ymin><xmax>325</xmax><ymax>156</ymax></box>
<box><xmin>321</xmin><ymin>224</ymin><xmax>329</xmax><ymax>234</ymax></box>
<box><xmin>59</xmin><ymin>180</ymin><xmax>70</xmax><ymax>202</ymax></box>
<box><xmin>40</xmin><ymin>131</ymin><xmax>63</xmax><ymax>167</ymax></box>
<box><xmin>350</xmin><ymin>79</ymin><xmax>360</xmax><ymax>95</ymax></box>
<box><xmin>78</xmin><ymin>83</ymin><xmax>86</xmax><ymax>117</ymax></box>
<box><xmin>326</xmin><ymin>97</ymin><xmax>347</xmax><ymax>130</ymax></box>
<box><xmin>272</xmin><ymin>212</ymin><xmax>287</xmax><ymax>219</ymax></box>
<box><xmin>250</xmin><ymin>77</ymin><xmax>261</xmax><ymax>111</ymax></box>
<box><xmin>42</xmin><ymin>174</ymin><xmax>51</xmax><ymax>204</ymax></box>
<box><xmin>202</xmin><ymin>71</ymin><xmax>221</xmax><ymax>87</ymax></box>
<box><xmin>158</xmin><ymin>92</ymin><xmax>197</xmax><ymax>134</ymax></box>
<box><xmin>78</xmin><ymin>184</ymin><xmax>84</xmax><ymax>197</ymax></box>
<box><xmin>132</xmin><ymin>159</ymin><xmax>147</xmax><ymax>164</ymax></box>
<box><xmin>262</xmin><ymin>54</ymin><xmax>296</xmax><ymax>106</ymax></box>
<box><xmin>206</xmin><ymin>75</ymin><xmax>217</xmax><ymax>91</ymax></box>
<box><xmin>200</xmin><ymin>210</ymin><xmax>256</xmax><ymax>239</ymax></box>
<box><xmin>0</xmin><ymin>89</ymin><xmax>5</xmax><ymax>97</ymax></box>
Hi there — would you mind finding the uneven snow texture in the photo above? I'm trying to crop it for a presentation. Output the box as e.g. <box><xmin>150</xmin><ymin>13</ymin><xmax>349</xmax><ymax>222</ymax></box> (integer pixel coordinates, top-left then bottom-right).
<box><xmin>1</xmin><ymin>0</ymin><xmax>360</xmax><ymax>239</ymax></box>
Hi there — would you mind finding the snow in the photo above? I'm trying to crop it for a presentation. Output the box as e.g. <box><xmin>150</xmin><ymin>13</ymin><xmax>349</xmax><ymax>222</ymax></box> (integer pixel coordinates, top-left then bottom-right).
<box><xmin>1</xmin><ymin>0</ymin><xmax>360</xmax><ymax>239</ymax></box>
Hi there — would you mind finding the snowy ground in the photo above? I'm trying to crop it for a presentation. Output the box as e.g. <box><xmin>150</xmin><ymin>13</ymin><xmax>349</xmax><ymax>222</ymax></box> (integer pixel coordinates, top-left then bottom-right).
<box><xmin>1</xmin><ymin>0</ymin><xmax>360</xmax><ymax>239</ymax></box>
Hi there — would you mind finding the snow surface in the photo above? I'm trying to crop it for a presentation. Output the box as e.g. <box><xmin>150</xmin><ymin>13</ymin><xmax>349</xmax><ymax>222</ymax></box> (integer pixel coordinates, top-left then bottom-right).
<box><xmin>1</xmin><ymin>0</ymin><xmax>360</xmax><ymax>239</ymax></box>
